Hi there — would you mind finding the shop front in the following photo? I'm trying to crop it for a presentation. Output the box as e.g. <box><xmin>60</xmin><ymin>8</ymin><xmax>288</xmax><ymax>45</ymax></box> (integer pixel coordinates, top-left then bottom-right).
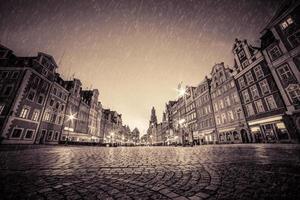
<box><xmin>248</xmin><ymin>115</ymin><xmax>290</xmax><ymax>143</ymax></box>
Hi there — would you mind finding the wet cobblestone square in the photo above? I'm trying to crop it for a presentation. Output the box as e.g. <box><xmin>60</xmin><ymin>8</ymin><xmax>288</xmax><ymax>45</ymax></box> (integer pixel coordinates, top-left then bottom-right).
<box><xmin>1</xmin><ymin>144</ymin><xmax>300</xmax><ymax>200</ymax></box>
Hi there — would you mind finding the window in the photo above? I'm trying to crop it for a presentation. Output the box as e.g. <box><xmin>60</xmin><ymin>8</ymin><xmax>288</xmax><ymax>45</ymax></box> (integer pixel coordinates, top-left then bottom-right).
<box><xmin>245</xmin><ymin>103</ymin><xmax>255</xmax><ymax>116</ymax></box>
<box><xmin>42</xmin><ymin>82</ymin><xmax>49</xmax><ymax>91</ymax></box>
<box><xmin>227</xmin><ymin>111</ymin><xmax>234</xmax><ymax>121</ymax></box>
<box><xmin>254</xmin><ymin>100</ymin><xmax>265</xmax><ymax>113</ymax></box>
<box><xmin>277</xmin><ymin>64</ymin><xmax>293</xmax><ymax>81</ymax></box>
<box><xmin>44</xmin><ymin>111</ymin><xmax>51</xmax><ymax>121</ymax></box>
<box><xmin>3</xmin><ymin>85</ymin><xmax>13</xmax><ymax>96</ymax></box>
<box><xmin>224</xmin><ymin>96</ymin><xmax>231</xmax><ymax>107</ymax></box>
<box><xmin>232</xmin><ymin>92</ymin><xmax>239</xmax><ymax>103</ymax></box>
<box><xmin>55</xmin><ymin>102</ymin><xmax>60</xmax><ymax>109</ymax></box>
<box><xmin>250</xmin><ymin>85</ymin><xmax>260</xmax><ymax>99</ymax></box>
<box><xmin>245</xmin><ymin>71</ymin><xmax>254</xmax><ymax>84</ymax></box>
<box><xmin>254</xmin><ymin>65</ymin><xmax>264</xmax><ymax>79</ymax></box>
<box><xmin>1</xmin><ymin>71</ymin><xmax>9</xmax><ymax>79</ymax></box>
<box><xmin>236</xmin><ymin>107</ymin><xmax>242</xmax><ymax>119</ymax></box>
<box><xmin>53</xmin><ymin>87</ymin><xmax>57</xmax><ymax>95</ymax></box>
<box><xmin>214</xmin><ymin>103</ymin><xmax>218</xmax><ymax>111</ymax></box>
<box><xmin>286</xmin><ymin>84</ymin><xmax>300</xmax><ymax>104</ymax></box>
<box><xmin>288</xmin><ymin>30</ymin><xmax>300</xmax><ymax>48</ymax></box>
<box><xmin>242</xmin><ymin>90</ymin><xmax>251</xmax><ymax>103</ymax></box>
<box><xmin>230</xmin><ymin>80</ymin><xmax>235</xmax><ymax>88</ymax></box>
<box><xmin>49</xmin><ymin>99</ymin><xmax>54</xmax><ymax>106</ymax></box>
<box><xmin>27</xmin><ymin>90</ymin><xmax>36</xmax><ymax>101</ymax></box>
<box><xmin>37</xmin><ymin>95</ymin><xmax>44</xmax><ymax>104</ymax></box>
<box><xmin>238</xmin><ymin>50</ymin><xmax>245</xmax><ymax>59</ymax></box>
<box><xmin>269</xmin><ymin>45</ymin><xmax>282</xmax><ymax>60</ymax></box>
<box><xmin>219</xmin><ymin>100</ymin><xmax>224</xmax><ymax>109</ymax></box>
<box><xmin>24</xmin><ymin>130</ymin><xmax>34</xmax><ymax>139</ymax></box>
<box><xmin>60</xmin><ymin>104</ymin><xmax>65</xmax><ymax>112</ymax></box>
<box><xmin>0</xmin><ymin>104</ymin><xmax>4</xmax><ymax>114</ymax></box>
<box><xmin>54</xmin><ymin>132</ymin><xmax>59</xmax><ymax>140</ymax></box>
<box><xmin>20</xmin><ymin>107</ymin><xmax>30</xmax><ymax>118</ymax></box>
<box><xmin>42</xmin><ymin>68</ymin><xmax>48</xmax><ymax>76</ymax></box>
<box><xmin>47</xmin><ymin>131</ymin><xmax>53</xmax><ymax>141</ymax></box>
<box><xmin>280</xmin><ymin>16</ymin><xmax>294</xmax><ymax>30</ymax></box>
<box><xmin>265</xmin><ymin>95</ymin><xmax>278</xmax><ymax>110</ymax></box>
<box><xmin>238</xmin><ymin>77</ymin><xmax>246</xmax><ymax>88</ymax></box>
<box><xmin>33</xmin><ymin>77</ymin><xmax>40</xmax><ymax>86</ymax></box>
<box><xmin>52</xmin><ymin>114</ymin><xmax>57</xmax><ymax>123</ymax></box>
<box><xmin>32</xmin><ymin>110</ymin><xmax>40</xmax><ymax>121</ymax></box>
<box><xmin>57</xmin><ymin>116</ymin><xmax>62</xmax><ymax>124</ymax></box>
<box><xmin>11</xmin><ymin>71</ymin><xmax>19</xmax><ymax>79</ymax></box>
<box><xmin>216</xmin><ymin>115</ymin><xmax>221</xmax><ymax>125</ymax></box>
<box><xmin>11</xmin><ymin>128</ymin><xmax>23</xmax><ymax>138</ymax></box>
<box><xmin>221</xmin><ymin>113</ymin><xmax>227</xmax><ymax>123</ymax></box>
<box><xmin>259</xmin><ymin>79</ymin><xmax>270</xmax><ymax>95</ymax></box>
<box><xmin>242</xmin><ymin>60</ymin><xmax>249</xmax><ymax>68</ymax></box>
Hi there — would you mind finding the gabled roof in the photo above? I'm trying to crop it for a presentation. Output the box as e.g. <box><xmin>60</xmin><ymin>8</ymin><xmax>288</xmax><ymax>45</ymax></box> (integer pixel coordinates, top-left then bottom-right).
<box><xmin>38</xmin><ymin>52</ymin><xmax>58</xmax><ymax>68</ymax></box>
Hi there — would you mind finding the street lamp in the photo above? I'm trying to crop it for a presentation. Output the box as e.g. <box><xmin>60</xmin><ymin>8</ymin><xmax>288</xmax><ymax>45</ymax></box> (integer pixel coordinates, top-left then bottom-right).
<box><xmin>178</xmin><ymin>118</ymin><xmax>186</xmax><ymax>146</ymax></box>
<box><xmin>110</xmin><ymin>132</ymin><xmax>115</xmax><ymax>147</ymax></box>
<box><xmin>65</xmin><ymin>112</ymin><xmax>77</xmax><ymax>145</ymax></box>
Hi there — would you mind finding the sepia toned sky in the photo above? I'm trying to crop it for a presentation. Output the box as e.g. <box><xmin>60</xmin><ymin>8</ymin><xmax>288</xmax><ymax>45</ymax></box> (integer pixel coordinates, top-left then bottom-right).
<box><xmin>0</xmin><ymin>0</ymin><xmax>281</xmax><ymax>134</ymax></box>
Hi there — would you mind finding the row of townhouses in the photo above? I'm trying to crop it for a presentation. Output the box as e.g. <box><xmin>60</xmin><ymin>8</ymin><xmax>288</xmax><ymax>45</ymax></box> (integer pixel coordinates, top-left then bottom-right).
<box><xmin>0</xmin><ymin>45</ymin><xmax>137</xmax><ymax>145</ymax></box>
<box><xmin>145</xmin><ymin>1</ymin><xmax>300</xmax><ymax>145</ymax></box>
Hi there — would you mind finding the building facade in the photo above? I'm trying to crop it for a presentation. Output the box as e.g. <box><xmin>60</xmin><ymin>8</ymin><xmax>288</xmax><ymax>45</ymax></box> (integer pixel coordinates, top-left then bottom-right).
<box><xmin>260</xmin><ymin>0</ymin><xmax>300</xmax><ymax>141</ymax></box>
<box><xmin>233</xmin><ymin>38</ymin><xmax>292</xmax><ymax>143</ymax></box>
<box><xmin>211</xmin><ymin>62</ymin><xmax>250</xmax><ymax>144</ymax></box>
<box><xmin>0</xmin><ymin>47</ymin><xmax>60</xmax><ymax>144</ymax></box>
<box><xmin>193</xmin><ymin>77</ymin><xmax>217</xmax><ymax>144</ymax></box>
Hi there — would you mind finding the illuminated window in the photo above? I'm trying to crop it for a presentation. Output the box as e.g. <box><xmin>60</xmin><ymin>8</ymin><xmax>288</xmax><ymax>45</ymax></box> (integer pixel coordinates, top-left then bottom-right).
<box><xmin>32</xmin><ymin>110</ymin><xmax>40</xmax><ymax>121</ymax></box>
<box><xmin>280</xmin><ymin>17</ymin><xmax>294</xmax><ymax>30</ymax></box>
<box><xmin>20</xmin><ymin>107</ymin><xmax>30</xmax><ymax>118</ymax></box>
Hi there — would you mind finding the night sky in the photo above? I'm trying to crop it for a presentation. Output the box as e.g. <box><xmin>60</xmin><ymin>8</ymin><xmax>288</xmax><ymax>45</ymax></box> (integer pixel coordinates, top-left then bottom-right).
<box><xmin>0</xmin><ymin>0</ymin><xmax>282</xmax><ymax>134</ymax></box>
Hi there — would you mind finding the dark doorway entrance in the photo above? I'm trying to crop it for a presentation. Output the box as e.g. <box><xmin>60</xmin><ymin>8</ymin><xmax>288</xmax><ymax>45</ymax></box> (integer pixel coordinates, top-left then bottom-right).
<box><xmin>241</xmin><ymin>129</ymin><xmax>249</xmax><ymax>143</ymax></box>
<box><xmin>39</xmin><ymin>130</ymin><xmax>46</xmax><ymax>144</ymax></box>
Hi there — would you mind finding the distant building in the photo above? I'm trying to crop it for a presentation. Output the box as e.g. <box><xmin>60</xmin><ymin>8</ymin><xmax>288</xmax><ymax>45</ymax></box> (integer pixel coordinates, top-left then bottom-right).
<box><xmin>131</xmin><ymin>127</ymin><xmax>140</xmax><ymax>144</ymax></box>
<box><xmin>260</xmin><ymin>0</ymin><xmax>300</xmax><ymax>141</ymax></box>
<box><xmin>211</xmin><ymin>62</ymin><xmax>249</xmax><ymax>144</ymax></box>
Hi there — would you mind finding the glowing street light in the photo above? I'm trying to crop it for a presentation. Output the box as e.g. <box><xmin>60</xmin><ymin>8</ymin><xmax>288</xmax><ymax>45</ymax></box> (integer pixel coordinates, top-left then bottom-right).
<box><xmin>64</xmin><ymin>112</ymin><xmax>77</xmax><ymax>145</ymax></box>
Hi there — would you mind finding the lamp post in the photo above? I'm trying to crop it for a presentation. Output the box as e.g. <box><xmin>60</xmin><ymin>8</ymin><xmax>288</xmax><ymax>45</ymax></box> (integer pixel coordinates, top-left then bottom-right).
<box><xmin>110</xmin><ymin>132</ymin><xmax>114</xmax><ymax>147</ymax></box>
<box><xmin>65</xmin><ymin>112</ymin><xmax>77</xmax><ymax>145</ymax></box>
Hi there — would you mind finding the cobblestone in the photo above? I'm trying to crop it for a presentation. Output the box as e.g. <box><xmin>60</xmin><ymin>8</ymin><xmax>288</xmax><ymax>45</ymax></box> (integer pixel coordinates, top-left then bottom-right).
<box><xmin>1</xmin><ymin>144</ymin><xmax>300</xmax><ymax>199</ymax></box>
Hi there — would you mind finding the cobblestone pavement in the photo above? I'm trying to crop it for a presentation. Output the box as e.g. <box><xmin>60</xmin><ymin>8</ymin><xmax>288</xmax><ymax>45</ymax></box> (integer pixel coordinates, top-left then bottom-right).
<box><xmin>1</xmin><ymin>144</ymin><xmax>300</xmax><ymax>200</ymax></box>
